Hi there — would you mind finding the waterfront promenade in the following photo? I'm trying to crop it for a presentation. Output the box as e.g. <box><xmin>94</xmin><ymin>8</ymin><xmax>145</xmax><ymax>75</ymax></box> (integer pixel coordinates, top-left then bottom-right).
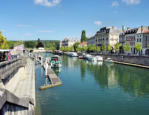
<box><xmin>0</xmin><ymin>57</ymin><xmax>35</xmax><ymax>115</ymax></box>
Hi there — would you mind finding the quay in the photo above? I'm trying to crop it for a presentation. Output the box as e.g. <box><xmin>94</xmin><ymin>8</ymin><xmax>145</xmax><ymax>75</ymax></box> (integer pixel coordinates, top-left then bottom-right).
<box><xmin>31</xmin><ymin>53</ymin><xmax>62</xmax><ymax>90</ymax></box>
<box><xmin>0</xmin><ymin>57</ymin><xmax>35</xmax><ymax>115</ymax></box>
<box><xmin>112</xmin><ymin>60</ymin><xmax>149</xmax><ymax>69</ymax></box>
<box><xmin>40</xmin><ymin>68</ymin><xmax>62</xmax><ymax>90</ymax></box>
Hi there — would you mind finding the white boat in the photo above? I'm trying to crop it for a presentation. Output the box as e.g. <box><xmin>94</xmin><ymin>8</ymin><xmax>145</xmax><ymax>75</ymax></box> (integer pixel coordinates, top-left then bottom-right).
<box><xmin>95</xmin><ymin>56</ymin><xmax>103</xmax><ymax>61</ymax></box>
<box><xmin>71</xmin><ymin>52</ymin><xmax>78</xmax><ymax>57</ymax></box>
<box><xmin>66</xmin><ymin>52</ymin><xmax>78</xmax><ymax>57</ymax></box>
<box><xmin>88</xmin><ymin>61</ymin><xmax>103</xmax><ymax>65</ymax></box>
<box><xmin>104</xmin><ymin>58</ymin><xmax>114</xmax><ymax>63</ymax></box>
<box><xmin>87</xmin><ymin>55</ymin><xmax>103</xmax><ymax>62</ymax></box>
<box><xmin>84</xmin><ymin>54</ymin><xmax>92</xmax><ymax>60</ymax></box>
<box><xmin>87</xmin><ymin>56</ymin><xmax>97</xmax><ymax>62</ymax></box>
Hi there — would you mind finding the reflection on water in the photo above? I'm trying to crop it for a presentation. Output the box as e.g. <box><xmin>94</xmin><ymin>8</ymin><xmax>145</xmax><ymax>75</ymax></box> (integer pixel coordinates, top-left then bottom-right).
<box><xmin>36</xmin><ymin>54</ymin><xmax>149</xmax><ymax>115</ymax></box>
<box><xmin>62</xmin><ymin>55</ymin><xmax>149</xmax><ymax>97</ymax></box>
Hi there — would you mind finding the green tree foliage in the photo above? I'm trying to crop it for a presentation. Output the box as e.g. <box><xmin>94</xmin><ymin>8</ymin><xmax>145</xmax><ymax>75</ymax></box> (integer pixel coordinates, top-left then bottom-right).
<box><xmin>123</xmin><ymin>42</ymin><xmax>131</xmax><ymax>52</ymax></box>
<box><xmin>60</xmin><ymin>46</ymin><xmax>74</xmax><ymax>52</ymax></box>
<box><xmin>24</xmin><ymin>41</ymin><xmax>36</xmax><ymax>48</ymax></box>
<box><xmin>73</xmin><ymin>42</ymin><xmax>80</xmax><ymax>52</ymax></box>
<box><xmin>148</xmin><ymin>44</ymin><xmax>149</xmax><ymax>49</ymax></box>
<box><xmin>102</xmin><ymin>44</ymin><xmax>106</xmax><ymax>52</ymax></box>
<box><xmin>107</xmin><ymin>45</ymin><xmax>112</xmax><ymax>51</ymax></box>
<box><xmin>134</xmin><ymin>42</ymin><xmax>142</xmax><ymax>52</ymax></box>
<box><xmin>114</xmin><ymin>43</ymin><xmax>122</xmax><ymax>52</ymax></box>
<box><xmin>49</xmin><ymin>46</ymin><xmax>56</xmax><ymax>51</ymax></box>
<box><xmin>0</xmin><ymin>32</ymin><xmax>9</xmax><ymax>49</ymax></box>
<box><xmin>7</xmin><ymin>41</ymin><xmax>24</xmax><ymax>49</ymax></box>
<box><xmin>96</xmin><ymin>46</ymin><xmax>100</xmax><ymax>52</ymax></box>
<box><xmin>88</xmin><ymin>44</ymin><xmax>96</xmax><ymax>52</ymax></box>
<box><xmin>36</xmin><ymin>38</ymin><xmax>44</xmax><ymax>48</ymax></box>
<box><xmin>82</xmin><ymin>46</ymin><xmax>88</xmax><ymax>52</ymax></box>
<box><xmin>60</xmin><ymin>46</ymin><xmax>64</xmax><ymax>51</ymax></box>
<box><xmin>43</xmin><ymin>40</ymin><xmax>59</xmax><ymax>50</ymax></box>
<box><xmin>81</xmin><ymin>30</ymin><xmax>88</xmax><ymax>42</ymax></box>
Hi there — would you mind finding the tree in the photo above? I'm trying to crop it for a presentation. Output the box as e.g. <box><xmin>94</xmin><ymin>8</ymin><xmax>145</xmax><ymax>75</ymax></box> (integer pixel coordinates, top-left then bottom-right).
<box><xmin>49</xmin><ymin>46</ymin><xmax>56</xmax><ymax>51</ymax></box>
<box><xmin>60</xmin><ymin>46</ymin><xmax>64</xmax><ymax>51</ymax></box>
<box><xmin>81</xmin><ymin>30</ymin><xmax>88</xmax><ymax>42</ymax></box>
<box><xmin>24</xmin><ymin>41</ymin><xmax>36</xmax><ymax>48</ymax></box>
<box><xmin>102</xmin><ymin>44</ymin><xmax>106</xmax><ymax>52</ymax></box>
<box><xmin>96</xmin><ymin>46</ymin><xmax>100</xmax><ymax>52</ymax></box>
<box><xmin>88</xmin><ymin>44</ymin><xmax>96</xmax><ymax>52</ymax></box>
<box><xmin>73</xmin><ymin>42</ymin><xmax>80</xmax><ymax>52</ymax></box>
<box><xmin>76</xmin><ymin>47</ymin><xmax>81</xmax><ymax>52</ymax></box>
<box><xmin>36</xmin><ymin>38</ymin><xmax>44</xmax><ymax>48</ymax></box>
<box><xmin>69</xmin><ymin>46</ymin><xmax>74</xmax><ymax>52</ymax></box>
<box><xmin>107</xmin><ymin>45</ymin><xmax>112</xmax><ymax>52</ymax></box>
<box><xmin>88</xmin><ymin>44</ymin><xmax>92</xmax><ymax>52</ymax></box>
<box><xmin>0</xmin><ymin>32</ymin><xmax>9</xmax><ymax>49</ymax></box>
<box><xmin>147</xmin><ymin>44</ymin><xmax>149</xmax><ymax>49</ymax></box>
<box><xmin>123</xmin><ymin>42</ymin><xmax>131</xmax><ymax>52</ymax></box>
<box><xmin>134</xmin><ymin>42</ymin><xmax>142</xmax><ymax>54</ymax></box>
<box><xmin>82</xmin><ymin>46</ymin><xmax>88</xmax><ymax>52</ymax></box>
<box><xmin>42</xmin><ymin>40</ymin><xmax>60</xmax><ymax>50</ymax></box>
<box><xmin>114</xmin><ymin>43</ymin><xmax>122</xmax><ymax>53</ymax></box>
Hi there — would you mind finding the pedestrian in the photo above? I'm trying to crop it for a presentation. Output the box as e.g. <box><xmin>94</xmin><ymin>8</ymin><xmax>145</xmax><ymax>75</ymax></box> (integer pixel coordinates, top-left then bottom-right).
<box><xmin>45</xmin><ymin>61</ymin><xmax>49</xmax><ymax>76</ymax></box>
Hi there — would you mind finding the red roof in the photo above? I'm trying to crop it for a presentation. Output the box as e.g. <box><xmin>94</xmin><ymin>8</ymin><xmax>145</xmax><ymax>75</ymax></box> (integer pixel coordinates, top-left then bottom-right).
<box><xmin>81</xmin><ymin>42</ymin><xmax>87</xmax><ymax>46</ymax></box>
<box><xmin>143</xmin><ymin>30</ymin><xmax>149</xmax><ymax>34</ymax></box>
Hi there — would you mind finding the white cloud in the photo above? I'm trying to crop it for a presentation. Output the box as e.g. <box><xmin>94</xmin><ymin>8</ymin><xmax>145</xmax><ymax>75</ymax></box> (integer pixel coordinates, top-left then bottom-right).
<box><xmin>112</xmin><ymin>1</ymin><xmax>119</xmax><ymax>7</ymax></box>
<box><xmin>122</xmin><ymin>0</ymin><xmax>140</xmax><ymax>5</ymax></box>
<box><xmin>94</xmin><ymin>21</ymin><xmax>102</xmax><ymax>26</ymax></box>
<box><xmin>34</xmin><ymin>0</ymin><xmax>61</xmax><ymax>7</ymax></box>
<box><xmin>37</xmin><ymin>30</ymin><xmax>53</xmax><ymax>33</ymax></box>
<box><xmin>16</xmin><ymin>24</ymin><xmax>32</xmax><ymax>27</ymax></box>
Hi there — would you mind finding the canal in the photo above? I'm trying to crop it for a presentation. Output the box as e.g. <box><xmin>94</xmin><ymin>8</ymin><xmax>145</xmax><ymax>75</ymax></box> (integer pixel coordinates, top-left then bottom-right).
<box><xmin>35</xmin><ymin>54</ymin><xmax>149</xmax><ymax>115</ymax></box>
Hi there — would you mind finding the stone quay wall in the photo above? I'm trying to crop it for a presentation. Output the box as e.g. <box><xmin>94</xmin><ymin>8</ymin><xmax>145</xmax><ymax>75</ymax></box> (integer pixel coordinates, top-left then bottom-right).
<box><xmin>99</xmin><ymin>54</ymin><xmax>149</xmax><ymax>66</ymax></box>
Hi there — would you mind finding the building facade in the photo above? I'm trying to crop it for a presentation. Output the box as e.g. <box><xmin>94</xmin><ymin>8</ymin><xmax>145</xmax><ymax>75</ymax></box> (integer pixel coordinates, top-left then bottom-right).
<box><xmin>87</xmin><ymin>36</ymin><xmax>96</xmax><ymax>46</ymax></box>
<box><xmin>88</xmin><ymin>27</ymin><xmax>121</xmax><ymax>49</ymax></box>
<box><xmin>60</xmin><ymin>38</ymin><xmax>79</xmax><ymax>47</ymax></box>
<box><xmin>122</xmin><ymin>26</ymin><xmax>149</xmax><ymax>54</ymax></box>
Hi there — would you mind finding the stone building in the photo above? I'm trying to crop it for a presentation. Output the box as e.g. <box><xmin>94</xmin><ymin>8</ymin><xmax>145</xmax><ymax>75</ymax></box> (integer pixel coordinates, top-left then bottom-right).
<box><xmin>119</xmin><ymin>26</ymin><xmax>126</xmax><ymax>46</ymax></box>
<box><xmin>88</xmin><ymin>27</ymin><xmax>121</xmax><ymax>49</ymax></box>
<box><xmin>87</xmin><ymin>36</ymin><xmax>96</xmax><ymax>46</ymax></box>
<box><xmin>60</xmin><ymin>38</ymin><xmax>79</xmax><ymax>47</ymax></box>
<box><xmin>136</xmin><ymin>29</ymin><xmax>149</xmax><ymax>55</ymax></box>
<box><xmin>124</xmin><ymin>26</ymin><xmax>149</xmax><ymax>54</ymax></box>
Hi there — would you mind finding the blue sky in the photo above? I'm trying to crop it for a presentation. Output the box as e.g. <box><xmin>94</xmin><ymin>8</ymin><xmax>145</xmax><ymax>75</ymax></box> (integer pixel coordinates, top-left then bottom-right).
<box><xmin>0</xmin><ymin>0</ymin><xmax>149</xmax><ymax>41</ymax></box>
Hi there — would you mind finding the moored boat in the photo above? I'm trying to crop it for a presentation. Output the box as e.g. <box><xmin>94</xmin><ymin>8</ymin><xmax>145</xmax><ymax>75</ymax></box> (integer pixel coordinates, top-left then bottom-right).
<box><xmin>71</xmin><ymin>52</ymin><xmax>78</xmax><ymax>57</ymax></box>
<box><xmin>95</xmin><ymin>56</ymin><xmax>103</xmax><ymax>61</ymax></box>
<box><xmin>50</xmin><ymin>55</ymin><xmax>62</xmax><ymax>68</ymax></box>
<box><xmin>104</xmin><ymin>58</ymin><xmax>114</xmax><ymax>63</ymax></box>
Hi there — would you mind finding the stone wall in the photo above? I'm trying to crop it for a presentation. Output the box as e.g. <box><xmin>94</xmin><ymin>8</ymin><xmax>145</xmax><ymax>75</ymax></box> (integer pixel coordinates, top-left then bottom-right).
<box><xmin>100</xmin><ymin>54</ymin><xmax>149</xmax><ymax>66</ymax></box>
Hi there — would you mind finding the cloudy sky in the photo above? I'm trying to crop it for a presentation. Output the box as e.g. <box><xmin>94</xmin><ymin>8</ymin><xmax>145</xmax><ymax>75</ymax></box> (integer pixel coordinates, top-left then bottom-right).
<box><xmin>0</xmin><ymin>0</ymin><xmax>149</xmax><ymax>40</ymax></box>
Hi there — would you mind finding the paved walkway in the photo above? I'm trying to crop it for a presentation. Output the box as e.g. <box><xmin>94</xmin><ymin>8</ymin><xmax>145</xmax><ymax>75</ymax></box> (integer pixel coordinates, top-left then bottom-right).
<box><xmin>2</xmin><ymin>58</ymin><xmax>35</xmax><ymax>115</ymax></box>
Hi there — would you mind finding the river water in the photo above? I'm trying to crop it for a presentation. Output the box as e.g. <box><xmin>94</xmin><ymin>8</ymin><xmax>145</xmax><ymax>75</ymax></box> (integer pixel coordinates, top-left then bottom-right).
<box><xmin>35</xmin><ymin>54</ymin><xmax>149</xmax><ymax>115</ymax></box>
